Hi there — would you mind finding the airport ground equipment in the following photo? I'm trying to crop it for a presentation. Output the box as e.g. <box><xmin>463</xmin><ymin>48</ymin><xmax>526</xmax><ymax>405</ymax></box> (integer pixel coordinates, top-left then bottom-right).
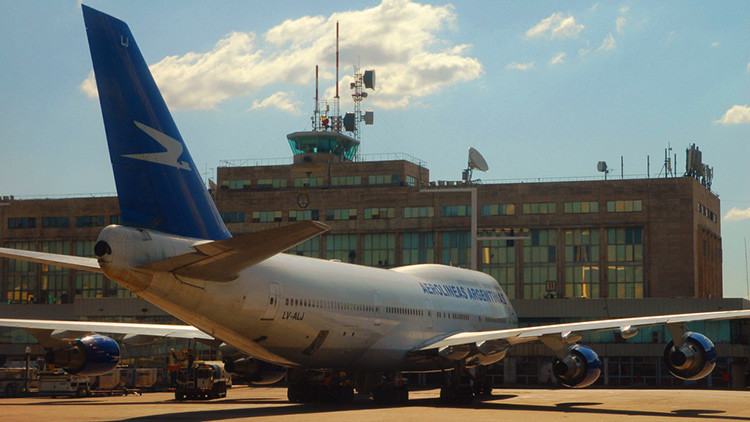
<box><xmin>37</xmin><ymin>371</ymin><xmax>91</xmax><ymax>398</ymax></box>
<box><xmin>174</xmin><ymin>362</ymin><xmax>229</xmax><ymax>400</ymax></box>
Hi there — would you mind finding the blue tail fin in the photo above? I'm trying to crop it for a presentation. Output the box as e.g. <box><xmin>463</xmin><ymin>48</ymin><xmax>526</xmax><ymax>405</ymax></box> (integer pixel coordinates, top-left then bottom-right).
<box><xmin>82</xmin><ymin>6</ymin><xmax>230</xmax><ymax>240</ymax></box>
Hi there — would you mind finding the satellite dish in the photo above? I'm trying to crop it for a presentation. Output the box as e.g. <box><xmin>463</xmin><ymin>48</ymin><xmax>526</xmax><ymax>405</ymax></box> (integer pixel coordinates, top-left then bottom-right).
<box><xmin>597</xmin><ymin>161</ymin><xmax>608</xmax><ymax>172</ymax></box>
<box><xmin>468</xmin><ymin>147</ymin><xmax>489</xmax><ymax>172</ymax></box>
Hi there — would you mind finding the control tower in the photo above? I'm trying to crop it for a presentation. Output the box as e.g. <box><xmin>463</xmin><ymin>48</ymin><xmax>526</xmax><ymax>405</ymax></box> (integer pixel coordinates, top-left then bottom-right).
<box><xmin>287</xmin><ymin>22</ymin><xmax>374</xmax><ymax>166</ymax></box>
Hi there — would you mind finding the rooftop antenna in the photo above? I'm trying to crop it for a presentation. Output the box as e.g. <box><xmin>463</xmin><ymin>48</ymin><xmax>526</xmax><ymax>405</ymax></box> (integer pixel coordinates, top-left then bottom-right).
<box><xmin>659</xmin><ymin>143</ymin><xmax>673</xmax><ymax>178</ymax></box>
<box><xmin>462</xmin><ymin>147</ymin><xmax>489</xmax><ymax>183</ymax></box>
<box><xmin>597</xmin><ymin>161</ymin><xmax>611</xmax><ymax>180</ymax></box>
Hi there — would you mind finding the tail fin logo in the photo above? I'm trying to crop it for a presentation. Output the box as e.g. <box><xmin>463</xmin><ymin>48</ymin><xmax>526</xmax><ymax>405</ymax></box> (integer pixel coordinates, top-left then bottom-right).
<box><xmin>123</xmin><ymin>121</ymin><xmax>191</xmax><ymax>171</ymax></box>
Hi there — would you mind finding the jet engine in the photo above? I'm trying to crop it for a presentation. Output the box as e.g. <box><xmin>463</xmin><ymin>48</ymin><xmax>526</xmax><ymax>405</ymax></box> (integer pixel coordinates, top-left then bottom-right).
<box><xmin>224</xmin><ymin>357</ymin><xmax>286</xmax><ymax>385</ymax></box>
<box><xmin>47</xmin><ymin>335</ymin><xmax>120</xmax><ymax>376</ymax></box>
<box><xmin>552</xmin><ymin>345</ymin><xmax>602</xmax><ymax>388</ymax></box>
<box><xmin>663</xmin><ymin>332</ymin><xmax>716</xmax><ymax>380</ymax></box>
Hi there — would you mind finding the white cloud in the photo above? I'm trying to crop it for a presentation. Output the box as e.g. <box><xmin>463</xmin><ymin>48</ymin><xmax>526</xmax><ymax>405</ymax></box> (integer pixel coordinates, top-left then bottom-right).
<box><xmin>550</xmin><ymin>52</ymin><xmax>566</xmax><ymax>65</ymax></box>
<box><xmin>80</xmin><ymin>0</ymin><xmax>482</xmax><ymax>111</ymax></box>
<box><xmin>598</xmin><ymin>33</ymin><xmax>616</xmax><ymax>51</ymax></box>
<box><xmin>249</xmin><ymin>91</ymin><xmax>303</xmax><ymax>114</ymax></box>
<box><xmin>724</xmin><ymin>207</ymin><xmax>750</xmax><ymax>222</ymax></box>
<box><xmin>579</xmin><ymin>48</ymin><xmax>590</xmax><ymax>56</ymax></box>
<box><xmin>525</xmin><ymin>12</ymin><xmax>584</xmax><ymax>40</ymax></box>
<box><xmin>616</xmin><ymin>16</ymin><xmax>626</xmax><ymax>34</ymax></box>
<box><xmin>746</xmin><ymin>62</ymin><xmax>750</xmax><ymax>73</ymax></box>
<box><xmin>710</xmin><ymin>41</ymin><xmax>719</xmax><ymax>48</ymax></box>
<box><xmin>619</xmin><ymin>6</ymin><xmax>630</xmax><ymax>14</ymax></box>
<box><xmin>506</xmin><ymin>61</ymin><xmax>534</xmax><ymax>71</ymax></box>
<box><xmin>716</xmin><ymin>105</ymin><xmax>750</xmax><ymax>125</ymax></box>
<box><xmin>591</xmin><ymin>3</ymin><xmax>599</xmax><ymax>12</ymax></box>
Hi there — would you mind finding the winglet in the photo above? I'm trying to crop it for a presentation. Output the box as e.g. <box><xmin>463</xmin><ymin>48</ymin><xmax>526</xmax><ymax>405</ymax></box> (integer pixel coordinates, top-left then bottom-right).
<box><xmin>140</xmin><ymin>221</ymin><xmax>330</xmax><ymax>281</ymax></box>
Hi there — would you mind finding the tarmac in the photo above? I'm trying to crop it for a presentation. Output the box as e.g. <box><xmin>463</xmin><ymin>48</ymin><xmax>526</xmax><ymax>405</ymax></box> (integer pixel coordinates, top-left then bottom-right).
<box><xmin>1</xmin><ymin>386</ymin><xmax>748</xmax><ymax>422</ymax></box>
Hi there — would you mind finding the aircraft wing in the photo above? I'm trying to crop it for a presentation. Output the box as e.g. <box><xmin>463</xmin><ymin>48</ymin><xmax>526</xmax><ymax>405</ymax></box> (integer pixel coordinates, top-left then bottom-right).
<box><xmin>0</xmin><ymin>247</ymin><xmax>102</xmax><ymax>273</ymax></box>
<box><xmin>419</xmin><ymin>309</ymin><xmax>750</xmax><ymax>351</ymax></box>
<box><xmin>139</xmin><ymin>221</ymin><xmax>329</xmax><ymax>282</ymax></box>
<box><xmin>0</xmin><ymin>318</ymin><xmax>214</xmax><ymax>342</ymax></box>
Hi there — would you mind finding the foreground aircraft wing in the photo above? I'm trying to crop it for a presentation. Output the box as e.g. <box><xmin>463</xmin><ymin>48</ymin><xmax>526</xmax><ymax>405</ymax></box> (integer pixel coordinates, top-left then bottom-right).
<box><xmin>0</xmin><ymin>318</ymin><xmax>214</xmax><ymax>342</ymax></box>
<box><xmin>419</xmin><ymin>309</ymin><xmax>750</xmax><ymax>351</ymax></box>
<box><xmin>139</xmin><ymin>221</ymin><xmax>330</xmax><ymax>282</ymax></box>
<box><xmin>0</xmin><ymin>247</ymin><xmax>102</xmax><ymax>273</ymax></box>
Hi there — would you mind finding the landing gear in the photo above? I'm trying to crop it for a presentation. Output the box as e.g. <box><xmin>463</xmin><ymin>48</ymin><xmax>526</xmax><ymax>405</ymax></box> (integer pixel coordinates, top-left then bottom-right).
<box><xmin>371</xmin><ymin>372</ymin><xmax>409</xmax><ymax>405</ymax></box>
<box><xmin>439</xmin><ymin>363</ymin><xmax>490</xmax><ymax>405</ymax></box>
<box><xmin>286</xmin><ymin>370</ymin><xmax>355</xmax><ymax>404</ymax></box>
<box><xmin>439</xmin><ymin>384</ymin><xmax>474</xmax><ymax>405</ymax></box>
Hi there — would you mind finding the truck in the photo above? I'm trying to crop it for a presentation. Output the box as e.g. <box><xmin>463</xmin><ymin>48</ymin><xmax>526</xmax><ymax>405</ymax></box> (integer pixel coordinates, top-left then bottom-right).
<box><xmin>0</xmin><ymin>366</ymin><xmax>35</xmax><ymax>397</ymax></box>
<box><xmin>37</xmin><ymin>370</ymin><xmax>91</xmax><ymax>398</ymax></box>
<box><xmin>174</xmin><ymin>361</ymin><xmax>229</xmax><ymax>400</ymax></box>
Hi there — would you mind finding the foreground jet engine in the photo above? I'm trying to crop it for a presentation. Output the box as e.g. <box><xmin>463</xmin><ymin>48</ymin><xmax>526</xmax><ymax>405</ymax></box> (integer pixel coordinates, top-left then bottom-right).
<box><xmin>663</xmin><ymin>332</ymin><xmax>716</xmax><ymax>380</ymax></box>
<box><xmin>552</xmin><ymin>345</ymin><xmax>602</xmax><ymax>388</ymax></box>
<box><xmin>46</xmin><ymin>335</ymin><xmax>120</xmax><ymax>376</ymax></box>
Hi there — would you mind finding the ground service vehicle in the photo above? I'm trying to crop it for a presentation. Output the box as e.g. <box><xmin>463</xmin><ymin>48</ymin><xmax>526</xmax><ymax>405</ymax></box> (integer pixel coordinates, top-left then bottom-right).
<box><xmin>175</xmin><ymin>362</ymin><xmax>228</xmax><ymax>400</ymax></box>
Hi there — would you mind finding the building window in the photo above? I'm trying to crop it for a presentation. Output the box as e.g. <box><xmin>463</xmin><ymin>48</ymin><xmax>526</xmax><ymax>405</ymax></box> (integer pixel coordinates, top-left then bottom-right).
<box><xmin>523</xmin><ymin>229</ymin><xmax>557</xmax><ymax>299</ymax></box>
<box><xmin>368</xmin><ymin>174</ymin><xmax>399</xmax><ymax>185</ymax></box>
<box><xmin>252</xmin><ymin>211</ymin><xmax>282</xmax><ymax>223</ymax></box>
<box><xmin>76</xmin><ymin>216</ymin><xmax>106</xmax><ymax>227</ymax></box>
<box><xmin>363</xmin><ymin>234</ymin><xmax>395</xmax><ymax>267</ymax></box>
<box><xmin>522</xmin><ymin>203</ymin><xmax>556</xmax><ymax>215</ymax></box>
<box><xmin>331</xmin><ymin>176</ymin><xmax>361</xmax><ymax>186</ymax></box>
<box><xmin>606</xmin><ymin>200</ymin><xmax>642</xmax><ymax>212</ymax></box>
<box><xmin>223</xmin><ymin>179</ymin><xmax>252</xmax><ymax>190</ymax></box>
<box><xmin>42</xmin><ymin>217</ymin><xmax>70</xmax><ymax>228</ymax></box>
<box><xmin>403</xmin><ymin>207</ymin><xmax>434</xmax><ymax>218</ymax></box>
<box><xmin>8</xmin><ymin>217</ymin><xmax>35</xmax><ymax>229</ymax></box>
<box><xmin>4</xmin><ymin>241</ymin><xmax>37</xmax><ymax>303</ymax></box>
<box><xmin>442</xmin><ymin>205</ymin><xmax>471</xmax><ymax>217</ymax></box>
<box><xmin>364</xmin><ymin>208</ymin><xmax>395</xmax><ymax>219</ymax></box>
<box><xmin>220</xmin><ymin>212</ymin><xmax>245</xmax><ymax>224</ymax></box>
<box><xmin>40</xmin><ymin>241</ymin><xmax>72</xmax><ymax>304</ymax></box>
<box><xmin>257</xmin><ymin>178</ymin><xmax>287</xmax><ymax>189</ymax></box>
<box><xmin>110</xmin><ymin>215</ymin><xmax>122</xmax><ymax>225</ymax></box>
<box><xmin>294</xmin><ymin>177</ymin><xmax>323</xmax><ymax>187</ymax></box>
<box><xmin>325</xmin><ymin>208</ymin><xmax>357</xmax><ymax>220</ymax></box>
<box><xmin>564</xmin><ymin>229</ymin><xmax>599</xmax><ymax>298</ymax></box>
<box><xmin>564</xmin><ymin>202</ymin><xmax>599</xmax><ymax>214</ymax></box>
<box><xmin>289</xmin><ymin>210</ymin><xmax>319</xmax><ymax>222</ymax></box>
<box><xmin>402</xmin><ymin>232</ymin><xmax>434</xmax><ymax>265</ymax></box>
<box><xmin>481</xmin><ymin>204</ymin><xmax>516</xmax><ymax>216</ymax></box>
<box><xmin>286</xmin><ymin>237</ymin><xmax>320</xmax><ymax>258</ymax></box>
<box><xmin>442</xmin><ymin>231</ymin><xmax>470</xmax><ymax>266</ymax></box>
<box><xmin>326</xmin><ymin>234</ymin><xmax>357</xmax><ymax>263</ymax></box>
<box><xmin>481</xmin><ymin>239</ymin><xmax>516</xmax><ymax>299</ymax></box>
<box><xmin>607</xmin><ymin>227</ymin><xmax>644</xmax><ymax>298</ymax></box>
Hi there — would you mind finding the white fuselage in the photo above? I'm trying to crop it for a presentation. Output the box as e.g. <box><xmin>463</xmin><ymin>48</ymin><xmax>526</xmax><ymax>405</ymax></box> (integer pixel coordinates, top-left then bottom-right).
<box><xmin>97</xmin><ymin>225</ymin><xmax>518</xmax><ymax>372</ymax></box>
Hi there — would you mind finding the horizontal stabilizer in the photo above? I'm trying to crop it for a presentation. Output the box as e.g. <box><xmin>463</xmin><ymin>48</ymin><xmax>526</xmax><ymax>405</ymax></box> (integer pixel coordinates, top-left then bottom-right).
<box><xmin>0</xmin><ymin>247</ymin><xmax>102</xmax><ymax>273</ymax></box>
<box><xmin>140</xmin><ymin>221</ymin><xmax>330</xmax><ymax>281</ymax></box>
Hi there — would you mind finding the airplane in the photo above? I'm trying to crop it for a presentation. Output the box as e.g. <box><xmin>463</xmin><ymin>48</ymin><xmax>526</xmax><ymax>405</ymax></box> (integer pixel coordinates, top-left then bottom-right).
<box><xmin>1</xmin><ymin>5</ymin><xmax>750</xmax><ymax>405</ymax></box>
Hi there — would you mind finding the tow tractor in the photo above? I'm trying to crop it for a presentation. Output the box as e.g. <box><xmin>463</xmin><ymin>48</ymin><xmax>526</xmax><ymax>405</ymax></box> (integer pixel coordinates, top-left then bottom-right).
<box><xmin>174</xmin><ymin>361</ymin><xmax>229</xmax><ymax>400</ymax></box>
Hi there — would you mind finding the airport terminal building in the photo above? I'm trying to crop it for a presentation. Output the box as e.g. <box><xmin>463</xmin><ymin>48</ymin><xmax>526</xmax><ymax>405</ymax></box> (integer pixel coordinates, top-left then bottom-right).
<box><xmin>1</xmin><ymin>137</ymin><xmax>748</xmax><ymax>388</ymax></box>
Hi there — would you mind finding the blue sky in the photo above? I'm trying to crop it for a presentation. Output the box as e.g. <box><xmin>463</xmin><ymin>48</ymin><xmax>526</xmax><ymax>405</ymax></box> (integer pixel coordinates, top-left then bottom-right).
<box><xmin>1</xmin><ymin>1</ymin><xmax>749</xmax><ymax>298</ymax></box>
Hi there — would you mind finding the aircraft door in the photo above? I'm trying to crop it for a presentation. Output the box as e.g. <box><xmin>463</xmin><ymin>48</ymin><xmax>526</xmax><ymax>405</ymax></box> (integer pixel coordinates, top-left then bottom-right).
<box><xmin>372</xmin><ymin>292</ymin><xmax>383</xmax><ymax>326</ymax></box>
<box><xmin>423</xmin><ymin>298</ymin><xmax>434</xmax><ymax>332</ymax></box>
<box><xmin>260</xmin><ymin>282</ymin><xmax>281</xmax><ymax>320</ymax></box>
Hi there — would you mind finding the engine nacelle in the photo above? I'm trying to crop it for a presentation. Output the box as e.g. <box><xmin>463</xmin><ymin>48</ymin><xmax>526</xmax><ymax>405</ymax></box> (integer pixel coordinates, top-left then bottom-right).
<box><xmin>552</xmin><ymin>345</ymin><xmax>602</xmax><ymax>388</ymax></box>
<box><xmin>663</xmin><ymin>332</ymin><xmax>716</xmax><ymax>380</ymax></box>
<box><xmin>225</xmin><ymin>357</ymin><xmax>286</xmax><ymax>385</ymax></box>
<box><xmin>47</xmin><ymin>335</ymin><xmax>120</xmax><ymax>376</ymax></box>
